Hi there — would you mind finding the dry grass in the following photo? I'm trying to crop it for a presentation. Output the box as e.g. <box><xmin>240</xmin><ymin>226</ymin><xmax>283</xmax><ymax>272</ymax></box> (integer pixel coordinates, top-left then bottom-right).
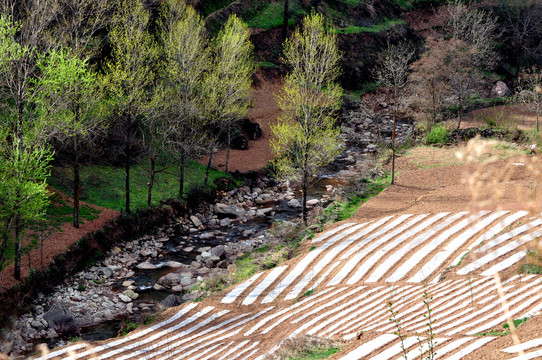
<box><xmin>263</xmin><ymin>336</ymin><xmax>346</xmax><ymax>360</ymax></box>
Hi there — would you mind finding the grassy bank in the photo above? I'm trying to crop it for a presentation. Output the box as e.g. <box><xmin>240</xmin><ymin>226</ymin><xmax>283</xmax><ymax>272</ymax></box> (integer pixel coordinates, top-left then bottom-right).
<box><xmin>49</xmin><ymin>160</ymin><xmax>228</xmax><ymax>211</ymax></box>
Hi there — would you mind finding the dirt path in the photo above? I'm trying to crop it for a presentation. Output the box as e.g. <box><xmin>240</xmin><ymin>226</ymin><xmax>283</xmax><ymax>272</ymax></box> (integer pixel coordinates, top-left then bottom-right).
<box><xmin>0</xmin><ymin>193</ymin><xmax>119</xmax><ymax>290</ymax></box>
<box><xmin>202</xmin><ymin>72</ymin><xmax>282</xmax><ymax>173</ymax></box>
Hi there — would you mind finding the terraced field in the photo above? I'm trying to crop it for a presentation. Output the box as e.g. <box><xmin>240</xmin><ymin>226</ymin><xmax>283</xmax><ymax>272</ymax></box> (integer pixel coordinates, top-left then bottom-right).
<box><xmin>36</xmin><ymin>210</ymin><xmax>542</xmax><ymax>360</ymax></box>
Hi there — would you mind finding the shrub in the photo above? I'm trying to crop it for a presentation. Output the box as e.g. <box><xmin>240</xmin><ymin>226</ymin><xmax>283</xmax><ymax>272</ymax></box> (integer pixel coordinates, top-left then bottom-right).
<box><xmin>426</xmin><ymin>124</ymin><xmax>449</xmax><ymax>145</ymax></box>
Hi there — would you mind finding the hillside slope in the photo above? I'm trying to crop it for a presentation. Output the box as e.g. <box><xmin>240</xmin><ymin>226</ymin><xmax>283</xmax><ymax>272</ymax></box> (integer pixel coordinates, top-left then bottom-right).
<box><xmin>35</xmin><ymin>143</ymin><xmax>542</xmax><ymax>360</ymax></box>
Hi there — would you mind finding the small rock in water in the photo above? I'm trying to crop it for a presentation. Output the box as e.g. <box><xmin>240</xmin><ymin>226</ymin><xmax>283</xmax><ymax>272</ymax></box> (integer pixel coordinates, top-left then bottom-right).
<box><xmin>306</xmin><ymin>199</ymin><xmax>320</xmax><ymax>207</ymax></box>
<box><xmin>122</xmin><ymin>280</ymin><xmax>135</xmax><ymax>287</ymax></box>
<box><xmin>201</xmin><ymin>251</ymin><xmax>212</xmax><ymax>259</ymax></box>
<box><xmin>190</xmin><ymin>215</ymin><xmax>202</xmax><ymax>227</ymax></box>
<box><xmin>118</xmin><ymin>294</ymin><xmax>132</xmax><ymax>303</ymax></box>
<box><xmin>136</xmin><ymin>261</ymin><xmax>160</xmax><ymax>270</ymax></box>
<box><xmin>164</xmin><ymin>261</ymin><xmax>183</xmax><ymax>268</ymax></box>
<box><xmin>183</xmin><ymin>246</ymin><xmax>193</xmax><ymax>252</ymax></box>
<box><xmin>219</xmin><ymin>218</ymin><xmax>231</xmax><ymax>227</ymax></box>
<box><xmin>288</xmin><ymin>199</ymin><xmax>300</xmax><ymax>208</ymax></box>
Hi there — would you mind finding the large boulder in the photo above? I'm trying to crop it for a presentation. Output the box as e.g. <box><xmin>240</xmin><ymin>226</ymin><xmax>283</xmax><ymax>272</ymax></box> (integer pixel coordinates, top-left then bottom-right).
<box><xmin>215</xmin><ymin>203</ymin><xmax>238</xmax><ymax>218</ymax></box>
<box><xmin>490</xmin><ymin>81</ymin><xmax>512</xmax><ymax>97</ymax></box>
<box><xmin>159</xmin><ymin>294</ymin><xmax>183</xmax><ymax>309</ymax></box>
<box><xmin>43</xmin><ymin>300</ymin><xmax>79</xmax><ymax>338</ymax></box>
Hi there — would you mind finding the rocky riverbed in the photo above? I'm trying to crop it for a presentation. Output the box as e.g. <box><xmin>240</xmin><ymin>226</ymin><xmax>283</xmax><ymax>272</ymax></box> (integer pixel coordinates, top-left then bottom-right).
<box><xmin>0</xmin><ymin>110</ymin><xmax>415</xmax><ymax>358</ymax></box>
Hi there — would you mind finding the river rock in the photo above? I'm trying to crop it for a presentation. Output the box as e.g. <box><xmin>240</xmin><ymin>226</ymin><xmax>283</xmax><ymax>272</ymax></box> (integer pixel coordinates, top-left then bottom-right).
<box><xmin>219</xmin><ymin>218</ymin><xmax>231</xmax><ymax>227</ymax></box>
<box><xmin>42</xmin><ymin>300</ymin><xmax>79</xmax><ymax>338</ymax></box>
<box><xmin>164</xmin><ymin>261</ymin><xmax>184</xmax><ymax>268</ymax></box>
<box><xmin>136</xmin><ymin>261</ymin><xmax>160</xmax><ymax>270</ymax></box>
<box><xmin>123</xmin><ymin>290</ymin><xmax>139</xmax><ymax>300</ymax></box>
<box><xmin>199</xmin><ymin>232</ymin><xmax>214</xmax><ymax>240</ymax></box>
<box><xmin>210</xmin><ymin>245</ymin><xmax>226</xmax><ymax>259</ymax></box>
<box><xmin>153</xmin><ymin>283</ymin><xmax>165</xmax><ymax>291</ymax></box>
<box><xmin>30</xmin><ymin>319</ymin><xmax>47</xmax><ymax>331</ymax></box>
<box><xmin>215</xmin><ymin>203</ymin><xmax>238</xmax><ymax>218</ymax></box>
<box><xmin>140</xmin><ymin>249</ymin><xmax>152</xmax><ymax>257</ymax></box>
<box><xmin>171</xmin><ymin>285</ymin><xmax>184</xmax><ymax>292</ymax></box>
<box><xmin>118</xmin><ymin>294</ymin><xmax>132</xmax><ymax>303</ymax></box>
<box><xmin>190</xmin><ymin>215</ymin><xmax>202</xmax><ymax>227</ymax></box>
<box><xmin>122</xmin><ymin>280</ymin><xmax>135</xmax><ymax>287</ymax></box>
<box><xmin>180</xmin><ymin>277</ymin><xmax>192</xmax><ymax>286</ymax></box>
<box><xmin>201</xmin><ymin>251</ymin><xmax>212</xmax><ymax>259</ymax></box>
<box><xmin>288</xmin><ymin>199</ymin><xmax>300</xmax><ymax>208</ymax></box>
<box><xmin>160</xmin><ymin>295</ymin><xmax>182</xmax><ymax>309</ymax></box>
<box><xmin>306</xmin><ymin>199</ymin><xmax>320</xmax><ymax>207</ymax></box>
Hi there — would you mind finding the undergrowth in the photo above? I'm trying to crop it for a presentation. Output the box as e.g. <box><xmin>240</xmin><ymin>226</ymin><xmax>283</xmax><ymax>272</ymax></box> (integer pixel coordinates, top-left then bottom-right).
<box><xmin>323</xmin><ymin>172</ymin><xmax>390</xmax><ymax>223</ymax></box>
<box><xmin>264</xmin><ymin>336</ymin><xmax>344</xmax><ymax>360</ymax></box>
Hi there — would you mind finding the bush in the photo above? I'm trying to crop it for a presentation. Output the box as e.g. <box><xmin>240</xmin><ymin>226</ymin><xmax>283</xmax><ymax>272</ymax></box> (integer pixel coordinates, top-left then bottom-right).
<box><xmin>426</xmin><ymin>124</ymin><xmax>449</xmax><ymax>145</ymax></box>
<box><xmin>186</xmin><ymin>185</ymin><xmax>215</xmax><ymax>209</ymax></box>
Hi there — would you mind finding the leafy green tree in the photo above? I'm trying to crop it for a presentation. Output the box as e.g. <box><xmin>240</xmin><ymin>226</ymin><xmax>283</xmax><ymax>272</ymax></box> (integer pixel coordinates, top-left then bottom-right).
<box><xmin>157</xmin><ymin>0</ymin><xmax>209</xmax><ymax>200</ymax></box>
<box><xmin>271</xmin><ymin>11</ymin><xmax>343</xmax><ymax>224</ymax></box>
<box><xmin>0</xmin><ymin>12</ymin><xmax>56</xmax><ymax>279</ymax></box>
<box><xmin>103</xmin><ymin>0</ymin><xmax>158</xmax><ymax>213</ymax></box>
<box><xmin>204</xmin><ymin>14</ymin><xmax>255</xmax><ymax>176</ymax></box>
<box><xmin>0</xmin><ymin>131</ymin><xmax>53</xmax><ymax>280</ymax></box>
<box><xmin>34</xmin><ymin>48</ymin><xmax>102</xmax><ymax>227</ymax></box>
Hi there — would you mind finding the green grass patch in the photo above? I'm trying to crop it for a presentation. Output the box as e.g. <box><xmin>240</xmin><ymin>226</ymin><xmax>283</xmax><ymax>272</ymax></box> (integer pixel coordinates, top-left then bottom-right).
<box><xmin>295</xmin><ymin>288</ymin><xmax>317</xmax><ymax>302</ymax></box>
<box><xmin>339</xmin><ymin>0</ymin><xmax>364</xmax><ymax>6</ymax></box>
<box><xmin>324</xmin><ymin>172</ymin><xmax>391</xmax><ymax>222</ymax></box>
<box><xmin>503</xmin><ymin>317</ymin><xmax>528</xmax><ymax>329</ymax></box>
<box><xmin>344</xmin><ymin>82</ymin><xmax>380</xmax><ymax>101</ymax></box>
<box><xmin>288</xmin><ymin>347</ymin><xmax>341</xmax><ymax>360</ymax></box>
<box><xmin>257</xmin><ymin>61</ymin><xmax>279</xmax><ymax>69</ymax></box>
<box><xmin>118</xmin><ymin>320</ymin><xmax>138</xmax><ymax>336</ymax></box>
<box><xmin>48</xmin><ymin>160</ymin><xmax>228</xmax><ymax>211</ymax></box>
<box><xmin>519</xmin><ymin>263</ymin><xmax>542</xmax><ymax>274</ymax></box>
<box><xmin>246</xmin><ymin>1</ymin><xmax>305</xmax><ymax>30</ymax></box>
<box><xmin>334</xmin><ymin>19</ymin><xmax>405</xmax><ymax>34</ymax></box>
<box><xmin>199</xmin><ymin>0</ymin><xmax>237</xmax><ymax>17</ymax></box>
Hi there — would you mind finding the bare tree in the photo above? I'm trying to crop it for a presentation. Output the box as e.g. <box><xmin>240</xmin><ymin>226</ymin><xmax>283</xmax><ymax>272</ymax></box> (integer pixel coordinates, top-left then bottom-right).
<box><xmin>494</xmin><ymin>0</ymin><xmax>542</xmax><ymax>77</ymax></box>
<box><xmin>374</xmin><ymin>41</ymin><xmax>415</xmax><ymax>185</ymax></box>
<box><xmin>444</xmin><ymin>0</ymin><xmax>498</xmax><ymax>128</ymax></box>
<box><xmin>410</xmin><ymin>37</ymin><xmax>450</xmax><ymax>125</ymax></box>
<box><xmin>516</xmin><ymin>66</ymin><xmax>542</xmax><ymax>132</ymax></box>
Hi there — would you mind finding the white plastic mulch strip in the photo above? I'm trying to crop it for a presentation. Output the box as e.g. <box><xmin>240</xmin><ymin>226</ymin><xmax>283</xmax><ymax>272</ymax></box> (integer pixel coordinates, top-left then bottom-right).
<box><xmin>221</xmin><ymin>272</ymin><xmax>264</xmax><ymax>304</ymax></box>
<box><xmin>458</xmin><ymin>230</ymin><xmax>542</xmax><ymax>275</ymax></box>
<box><xmin>365</xmin><ymin>212</ymin><xmax>466</xmax><ymax>283</ymax></box>
<box><xmin>397</xmin><ymin>338</ymin><xmax>449</xmax><ymax>360</ymax></box>
<box><xmin>35</xmin><ymin>302</ymin><xmax>200</xmax><ymax>360</ymax></box>
<box><xmin>370</xmin><ymin>337</ymin><xmax>420</xmax><ymax>360</ymax></box>
<box><xmin>439</xmin><ymin>337</ymin><xmax>496</xmax><ymax>360</ymax></box>
<box><xmin>503</xmin><ymin>338</ymin><xmax>542</xmax><ymax>353</ymax></box>
<box><xmin>329</xmin><ymin>214</ymin><xmax>428</xmax><ymax>286</ymax></box>
<box><xmin>311</xmin><ymin>222</ymin><xmax>357</xmax><ymax>243</ymax></box>
<box><xmin>389</xmin><ymin>211</ymin><xmax>489</xmax><ymax>282</ymax></box>
<box><xmin>475</xmin><ymin>217</ymin><xmax>542</xmax><ymax>254</ymax></box>
<box><xmin>338</xmin><ymin>334</ymin><xmax>398</xmax><ymax>360</ymax></box>
<box><xmin>284</xmin><ymin>216</ymin><xmax>401</xmax><ymax>300</ymax></box>
<box><xmin>242</xmin><ymin>265</ymin><xmax>288</xmax><ymax>305</ymax></box>
<box><xmin>261</xmin><ymin>222</ymin><xmax>368</xmax><ymax>303</ymax></box>
<box><xmin>407</xmin><ymin>211</ymin><xmax>507</xmax><ymax>282</ymax></box>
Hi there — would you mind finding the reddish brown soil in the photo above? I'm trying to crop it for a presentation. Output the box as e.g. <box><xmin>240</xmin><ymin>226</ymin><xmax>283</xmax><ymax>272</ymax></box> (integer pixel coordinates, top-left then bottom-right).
<box><xmin>202</xmin><ymin>72</ymin><xmax>282</xmax><ymax>173</ymax></box>
<box><xmin>0</xmin><ymin>194</ymin><xmax>119</xmax><ymax>291</ymax></box>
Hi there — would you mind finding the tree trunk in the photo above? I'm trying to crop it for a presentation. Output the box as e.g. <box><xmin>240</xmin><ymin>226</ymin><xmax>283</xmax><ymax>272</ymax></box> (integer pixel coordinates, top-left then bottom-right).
<box><xmin>14</xmin><ymin>217</ymin><xmax>22</xmax><ymax>280</ymax></box>
<box><xmin>73</xmin><ymin>135</ymin><xmax>80</xmax><ymax>228</ymax></box>
<box><xmin>282</xmin><ymin>0</ymin><xmax>289</xmax><ymax>40</ymax></box>
<box><xmin>226</xmin><ymin>120</ymin><xmax>231</xmax><ymax>174</ymax></box>
<box><xmin>537</xmin><ymin>113</ymin><xmax>539</xmax><ymax>133</ymax></box>
<box><xmin>204</xmin><ymin>149</ymin><xmax>213</xmax><ymax>187</ymax></box>
<box><xmin>125</xmin><ymin>116</ymin><xmax>131</xmax><ymax>214</ymax></box>
<box><xmin>147</xmin><ymin>157</ymin><xmax>155</xmax><ymax>207</ymax></box>
<box><xmin>391</xmin><ymin>116</ymin><xmax>396</xmax><ymax>185</ymax></box>
<box><xmin>179</xmin><ymin>152</ymin><xmax>186</xmax><ymax>199</ymax></box>
<box><xmin>302</xmin><ymin>177</ymin><xmax>308</xmax><ymax>225</ymax></box>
